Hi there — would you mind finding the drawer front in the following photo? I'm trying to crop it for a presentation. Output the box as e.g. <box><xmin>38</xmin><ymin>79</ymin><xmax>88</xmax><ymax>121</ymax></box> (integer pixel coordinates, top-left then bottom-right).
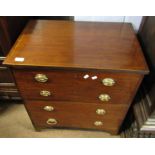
<box><xmin>25</xmin><ymin>101</ymin><xmax>128</xmax><ymax>132</ymax></box>
<box><xmin>14</xmin><ymin>70</ymin><xmax>141</xmax><ymax>104</ymax></box>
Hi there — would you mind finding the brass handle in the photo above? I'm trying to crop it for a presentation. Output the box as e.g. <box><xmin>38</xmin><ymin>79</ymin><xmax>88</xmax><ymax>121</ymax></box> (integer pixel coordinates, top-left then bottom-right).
<box><xmin>94</xmin><ymin>121</ymin><xmax>103</xmax><ymax>126</ymax></box>
<box><xmin>99</xmin><ymin>94</ymin><xmax>111</xmax><ymax>102</ymax></box>
<box><xmin>40</xmin><ymin>90</ymin><xmax>51</xmax><ymax>97</ymax></box>
<box><xmin>35</xmin><ymin>74</ymin><xmax>48</xmax><ymax>82</ymax></box>
<box><xmin>102</xmin><ymin>78</ymin><xmax>115</xmax><ymax>86</ymax></box>
<box><xmin>96</xmin><ymin>109</ymin><xmax>106</xmax><ymax>115</ymax></box>
<box><xmin>46</xmin><ymin>118</ymin><xmax>57</xmax><ymax>125</ymax></box>
<box><xmin>43</xmin><ymin>106</ymin><xmax>54</xmax><ymax>112</ymax></box>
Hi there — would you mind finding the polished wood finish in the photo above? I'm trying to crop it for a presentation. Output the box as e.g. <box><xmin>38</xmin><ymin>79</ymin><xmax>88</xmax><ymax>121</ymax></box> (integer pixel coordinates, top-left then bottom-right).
<box><xmin>4</xmin><ymin>20</ymin><xmax>148</xmax><ymax>74</ymax></box>
<box><xmin>0</xmin><ymin>17</ymin><xmax>72</xmax><ymax>101</ymax></box>
<box><xmin>3</xmin><ymin>20</ymin><xmax>149</xmax><ymax>134</ymax></box>
<box><xmin>25</xmin><ymin>101</ymin><xmax>128</xmax><ymax>134</ymax></box>
<box><xmin>13</xmin><ymin>69</ymin><xmax>141</xmax><ymax>104</ymax></box>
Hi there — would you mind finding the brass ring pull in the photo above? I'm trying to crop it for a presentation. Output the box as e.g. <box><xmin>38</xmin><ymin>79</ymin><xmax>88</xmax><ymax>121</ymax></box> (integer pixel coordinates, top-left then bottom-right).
<box><xmin>99</xmin><ymin>94</ymin><xmax>111</xmax><ymax>102</ymax></box>
<box><xmin>102</xmin><ymin>78</ymin><xmax>115</xmax><ymax>86</ymax></box>
<box><xmin>35</xmin><ymin>74</ymin><xmax>48</xmax><ymax>82</ymax></box>
<box><xmin>40</xmin><ymin>90</ymin><xmax>51</xmax><ymax>97</ymax></box>
<box><xmin>43</xmin><ymin>106</ymin><xmax>54</xmax><ymax>112</ymax></box>
<box><xmin>46</xmin><ymin>118</ymin><xmax>57</xmax><ymax>125</ymax></box>
<box><xmin>96</xmin><ymin>109</ymin><xmax>106</xmax><ymax>115</ymax></box>
<box><xmin>94</xmin><ymin>121</ymin><xmax>103</xmax><ymax>126</ymax></box>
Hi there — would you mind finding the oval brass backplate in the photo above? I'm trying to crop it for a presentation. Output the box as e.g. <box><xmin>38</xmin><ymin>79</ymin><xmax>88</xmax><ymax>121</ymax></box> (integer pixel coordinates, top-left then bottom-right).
<box><xmin>46</xmin><ymin>118</ymin><xmax>57</xmax><ymax>125</ymax></box>
<box><xmin>102</xmin><ymin>78</ymin><xmax>115</xmax><ymax>86</ymax></box>
<box><xmin>94</xmin><ymin>121</ymin><xmax>103</xmax><ymax>126</ymax></box>
<box><xmin>43</xmin><ymin>106</ymin><xmax>54</xmax><ymax>111</ymax></box>
<box><xmin>40</xmin><ymin>90</ymin><xmax>51</xmax><ymax>97</ymax></box>
<box><xmin>35</xmin><ymin>74</ymin><xmax>48</xmax><ymax>83</ymax></box>
<box><xmin>96</xmin><ymin>109</ymin><xmax>106</xmax><ymax>115</ymax></box>
<box><xmin>98</xmin><ymin>94</ymin><xmax>111</xmax><ymax>102</ymax></box>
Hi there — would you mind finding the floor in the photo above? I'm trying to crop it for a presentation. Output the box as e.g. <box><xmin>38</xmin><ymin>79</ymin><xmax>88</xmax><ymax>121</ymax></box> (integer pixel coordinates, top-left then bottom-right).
<box><xmin>0</xmin><ymin>102</ymin><xmax>119</xmax><ymax>138</ymax></box>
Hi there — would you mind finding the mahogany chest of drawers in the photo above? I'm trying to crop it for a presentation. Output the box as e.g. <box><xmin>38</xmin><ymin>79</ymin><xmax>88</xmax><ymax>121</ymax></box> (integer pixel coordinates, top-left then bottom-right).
<box><xmin>3</xmin><ymin>20</ymin><xmax>149</xmax><ymax>134</ymax></box>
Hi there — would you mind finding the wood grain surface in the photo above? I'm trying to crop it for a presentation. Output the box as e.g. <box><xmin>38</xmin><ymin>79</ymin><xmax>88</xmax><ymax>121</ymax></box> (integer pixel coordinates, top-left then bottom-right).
<box><xmin>25</xmin><ymin>100</ymin><xmax>129</xmax><ymax>134</ymax></box>
<box><xmin>13</xmin><ymin>69</ymin><xmax>141</xmax><ymax>104</ymax></box>
<box><xmin>3</xmin><ymin>20</ymin><xmax>149</xmax><ymax>134</ymax></box>
<box><xmin>3</xmin><ymin>20</ymin><xmax>149</xmax><ymax>74</ymax></box>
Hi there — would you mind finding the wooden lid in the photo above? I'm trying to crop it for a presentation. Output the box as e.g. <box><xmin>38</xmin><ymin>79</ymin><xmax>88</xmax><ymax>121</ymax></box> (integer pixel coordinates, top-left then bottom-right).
<box><xmin>3</xmin><ymin>20</ymin><xmax>149</xmax><ymax>74</ymax></box>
